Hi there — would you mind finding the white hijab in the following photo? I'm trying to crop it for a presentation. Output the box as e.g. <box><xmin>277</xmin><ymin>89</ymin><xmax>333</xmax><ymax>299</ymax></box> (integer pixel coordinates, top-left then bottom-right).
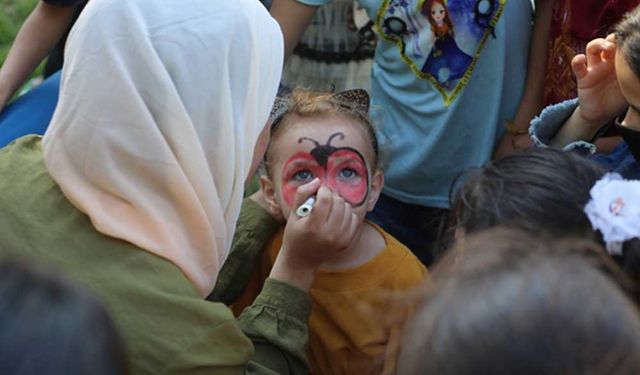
<box><xmin>42</xmin><ymin>0</ymin><xmax>283</xmax><ymax>297</ymax></box>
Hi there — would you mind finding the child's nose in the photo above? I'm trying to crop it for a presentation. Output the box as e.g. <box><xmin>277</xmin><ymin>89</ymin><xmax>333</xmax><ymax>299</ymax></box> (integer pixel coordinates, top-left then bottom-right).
<box><xmin>323</xmin><ymin>178</ymin><xmax>339</xmax><ymax>192</ymax></box>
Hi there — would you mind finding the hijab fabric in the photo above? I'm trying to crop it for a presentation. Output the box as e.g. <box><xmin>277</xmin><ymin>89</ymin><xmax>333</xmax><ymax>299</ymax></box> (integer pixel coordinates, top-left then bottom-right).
<box><xmin>42</xmin><ymin>0</ymin><xmax>284</xmax><ymax>297</ymax></box>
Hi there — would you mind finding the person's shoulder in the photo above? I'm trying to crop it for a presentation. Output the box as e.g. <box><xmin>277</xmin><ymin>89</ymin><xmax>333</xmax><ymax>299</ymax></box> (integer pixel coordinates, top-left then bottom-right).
<box><xmin>0</xmin><ymin>134</ymin><xmax>43</xmax><ymax>163</ymax></box>
<box><xmin>0</xmin><ymin>135</ymin><xmax>49</xmax><ymax>191</ymax></box>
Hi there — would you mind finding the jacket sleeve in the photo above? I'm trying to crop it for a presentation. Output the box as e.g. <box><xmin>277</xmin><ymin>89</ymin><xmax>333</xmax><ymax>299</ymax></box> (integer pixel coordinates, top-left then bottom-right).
<box><xmin>239</xmin><ymin>278</ymin><xmax>312</xmax><ymax>375</ymax></box>
<box><xmin>209</xmin><ymin>199</ymin><xmax>281</xmax><ymax>304</ymax></box>
<box><xmin>161</xmin><ymin>280</ymin><xmax>311</xmax><ymax>375</ymax></box>
<box><xmin>529</xmin><ymin>98</ymin><xmax>599</xmax><ymax>154</ymax></box>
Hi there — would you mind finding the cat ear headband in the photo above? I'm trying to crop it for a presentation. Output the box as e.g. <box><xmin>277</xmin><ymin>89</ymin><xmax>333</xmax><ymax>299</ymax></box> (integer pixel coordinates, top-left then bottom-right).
<box><xmin>269</xmin><ymin>89</ymin><xmax>371</xmax><ymax>130</ymax></box>
<box><xmin>584</xmin><ymin>173</ymin><xmax>640</xmax><ymax>256</ymax></box>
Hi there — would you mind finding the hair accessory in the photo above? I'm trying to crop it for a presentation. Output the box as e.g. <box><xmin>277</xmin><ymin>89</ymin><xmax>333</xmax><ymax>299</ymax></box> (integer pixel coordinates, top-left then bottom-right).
<box><xmin>269</xmin><ymin>96</ymin><xmax>290</xmax><ymax>127</ymax></box>
<box><xmin>584</xmin><ymin>173</ymin><xmax>640</xmax><ymax>256</ymax></box>
<box><xmin>331</xmin><ymin>89</ymin><xmax>370</xmax><ymax>113</ymax></box>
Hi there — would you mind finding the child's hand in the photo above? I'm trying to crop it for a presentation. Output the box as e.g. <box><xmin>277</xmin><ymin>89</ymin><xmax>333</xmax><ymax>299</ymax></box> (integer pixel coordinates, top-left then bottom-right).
<box><xmin>572</xmin><ymin>34</ymin><xmax>627</xmax><ymax>128</ymax></box>
<box><xmin>269</xmin><ymin>179</ymin><xmax>360</xmax><ymax>291</ymax></box>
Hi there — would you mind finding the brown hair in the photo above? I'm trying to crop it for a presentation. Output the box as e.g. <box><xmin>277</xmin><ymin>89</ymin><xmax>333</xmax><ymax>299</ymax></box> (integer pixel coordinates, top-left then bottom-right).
<box><xmin>445</xmin><ymin>148</ymin><xmax>606</xmax><ymax>250</ymax></box>
<box><xmin>615</xmin><ymin>5</ymin><xmax>640</xmax><ymax>78</ymax></box>
<box><xmin>444</xmin><ymin>148</ymin><xmax>640</xmax><ymax>282</ymax></box>
<box><xmin>264</xmin><ymin>89</ymin><xmax>379</xmax><ymax>176</ymax></box>
<box><xmin>398</xmin><ymin>228</ymin><xmax>640</xmax><ymax>375</ymax></box>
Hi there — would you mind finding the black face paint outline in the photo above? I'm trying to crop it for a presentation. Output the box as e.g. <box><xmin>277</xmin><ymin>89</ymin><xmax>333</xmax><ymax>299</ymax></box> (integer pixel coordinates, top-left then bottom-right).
<box><xmin>298</xmin><ymin>131</ymin><xmax>370</xmax><ymax>207</ymax></box>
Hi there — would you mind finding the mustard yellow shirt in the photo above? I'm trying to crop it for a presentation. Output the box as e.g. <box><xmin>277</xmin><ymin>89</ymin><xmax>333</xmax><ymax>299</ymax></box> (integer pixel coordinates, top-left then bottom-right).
<box><xmin>233</xmin><ymin>223</ymin><xmax>428</xmax><ymax>375</ymax></box>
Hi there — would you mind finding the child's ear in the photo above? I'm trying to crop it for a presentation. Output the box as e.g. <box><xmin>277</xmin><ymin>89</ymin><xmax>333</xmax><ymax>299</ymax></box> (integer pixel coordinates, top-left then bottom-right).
<box><xmin>259</xmin><ymin>175</ymin><xmax>282</xmax><ymax>216</ymax></box>
<box><xmin>366</xmin><ymin>171</ymin><xmax>384</xmax><ymax>212</ymax></box>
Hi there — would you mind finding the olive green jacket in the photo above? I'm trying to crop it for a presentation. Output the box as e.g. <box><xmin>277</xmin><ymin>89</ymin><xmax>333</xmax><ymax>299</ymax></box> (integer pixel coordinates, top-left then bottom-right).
<box><xmin>0</xmin><ymin>136</ymin><xmax>309</xmax><ymax>375</ymax></box>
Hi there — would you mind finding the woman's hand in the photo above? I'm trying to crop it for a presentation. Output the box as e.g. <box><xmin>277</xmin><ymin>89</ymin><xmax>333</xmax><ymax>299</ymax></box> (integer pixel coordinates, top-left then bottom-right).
<box><xmin>270</xmin><ymin>179</ymin><xmax>359</xmax><ymax>291</ymax></box>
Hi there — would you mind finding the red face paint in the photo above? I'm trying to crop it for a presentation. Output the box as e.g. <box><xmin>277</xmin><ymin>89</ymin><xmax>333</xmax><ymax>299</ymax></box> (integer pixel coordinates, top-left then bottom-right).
<box><xmin>280</xmin><ymin>133</ymin><xmax>370</xmax><ymax>207</ymax></box>
<box><xmin>325</xmin><ymin>149</ymin><xmax>368</xmax><ymax>204</ymax></box>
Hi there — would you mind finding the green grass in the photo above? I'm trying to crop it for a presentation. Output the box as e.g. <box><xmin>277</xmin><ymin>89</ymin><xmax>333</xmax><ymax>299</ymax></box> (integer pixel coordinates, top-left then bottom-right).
<box><xmin>0</xmin><ymin>0</ymin><xmax>39</xmax><ymax>70</ymax></box>
<box><xmin>0</xmin><ymin>0</ymin><xmax>43</xmax><ymax>97</ymax></box>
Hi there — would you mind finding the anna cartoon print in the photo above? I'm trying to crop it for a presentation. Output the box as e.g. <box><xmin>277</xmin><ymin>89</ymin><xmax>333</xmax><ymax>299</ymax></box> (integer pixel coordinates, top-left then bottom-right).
<box><xmin>377</xmin><ymin>0</ymin><xmax>505</xmax><ymax>103</ymax></box>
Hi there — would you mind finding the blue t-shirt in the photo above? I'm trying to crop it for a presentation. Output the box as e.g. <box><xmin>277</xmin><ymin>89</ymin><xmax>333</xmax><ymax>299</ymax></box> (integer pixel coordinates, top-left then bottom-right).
<box><xmin>295</xmin><ymin>0</ymin><xmax>532</xmax><ymax>207</ymax></box>
<box><xmin>0</xmin><ymin>72</ymin><xmax>61</xmax><ymax>148</ymax></box>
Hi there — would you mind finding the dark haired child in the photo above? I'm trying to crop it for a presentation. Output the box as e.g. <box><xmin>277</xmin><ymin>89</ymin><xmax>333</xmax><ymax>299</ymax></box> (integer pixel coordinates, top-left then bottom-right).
<box><xmin>450</xmin><ymin>148</ymin><xmax>605</xmax><ymax>240</ymax></box>
<box><xmin>0</xmin><ymin>257</ymin><xmax>129</xmax><ymax>375</ymax></box>
<box><xmin>223</xmin><ymin>90</ymin><xmax>427</xmax><ymax>374</ymax></box>
<box><xmin>398</xmin><ymin>228</ymin><xmax>640</xmax><ymax>375</ymax></box>
<box><xmin>448</xmin><ymin>147</ymin><xmax>640</xmax><ymax>282</ymax></box>
<box><xmin>530</xmin><ymin>4</ymin><xmax>640</xmax><ymax>179</ymax></box>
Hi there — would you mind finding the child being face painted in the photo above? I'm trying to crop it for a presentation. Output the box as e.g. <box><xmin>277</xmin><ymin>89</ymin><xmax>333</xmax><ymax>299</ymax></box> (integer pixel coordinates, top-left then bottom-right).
<box><xmin>262</xmin><ymin>90</ymin><xmax>384</xmax><ymax>230</ymax></box>
<box><xmin>237</xmin><ymin>90</ymin><xmax>427</xmax><ymax>374</ymax></box>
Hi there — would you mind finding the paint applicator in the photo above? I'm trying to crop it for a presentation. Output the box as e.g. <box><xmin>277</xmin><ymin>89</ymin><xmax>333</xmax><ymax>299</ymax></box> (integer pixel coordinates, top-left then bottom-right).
<box><xmin>296</xmin><ymin>196</ymin><xmax>316</xmax><ymax>217</ymax></box>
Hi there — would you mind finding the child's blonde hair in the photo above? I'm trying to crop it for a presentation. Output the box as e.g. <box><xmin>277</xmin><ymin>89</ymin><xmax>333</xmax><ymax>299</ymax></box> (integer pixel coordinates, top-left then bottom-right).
<box><xmin>264</xmin><ymin>89</ymin><xmax>379</xmax><ymax>176</ymax></box>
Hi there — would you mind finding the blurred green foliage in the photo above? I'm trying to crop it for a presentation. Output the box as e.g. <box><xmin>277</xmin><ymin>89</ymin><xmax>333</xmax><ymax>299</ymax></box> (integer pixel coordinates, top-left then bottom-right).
<box><xmin>0</xmin><ymin>0</ymin><xmax>39</xmax><ymax>71</ymax></box>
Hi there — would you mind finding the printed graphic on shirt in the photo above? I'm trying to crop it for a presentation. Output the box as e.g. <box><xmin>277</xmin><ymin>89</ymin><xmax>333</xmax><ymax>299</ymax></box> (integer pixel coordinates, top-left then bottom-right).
<box><xmin>375</xmin><ymin>0</ymin><xmax>505</xmax><ymax>105</ymax></box>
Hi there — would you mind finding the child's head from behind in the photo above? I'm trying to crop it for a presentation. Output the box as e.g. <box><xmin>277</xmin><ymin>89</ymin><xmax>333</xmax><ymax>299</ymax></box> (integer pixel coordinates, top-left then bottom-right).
<box><xmin>450</xmin><ymin>148</ymin><xmax>606</xmax><ymax>241</ymax></box>
<box><xmin>0</xmin><ymin>257</ymin><xmax>129</xmax><ymax>375</ymax></box>
<box><xmin>262</xmin><ymin>90</ymin><xmax>383</xmax><ymax>220</ymax></box>
<box><xmin>398</xmin><ymin>228</ymin><xmax>640</xmax><ymax>375</ymax></box>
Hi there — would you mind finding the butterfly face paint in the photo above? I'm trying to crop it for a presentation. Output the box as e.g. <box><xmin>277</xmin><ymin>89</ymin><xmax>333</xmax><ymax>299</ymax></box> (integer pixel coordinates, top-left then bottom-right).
<box><xmin>281</xmin><ymin>132</ymin><xmax>370</xmax><ymax>207</ymax></box>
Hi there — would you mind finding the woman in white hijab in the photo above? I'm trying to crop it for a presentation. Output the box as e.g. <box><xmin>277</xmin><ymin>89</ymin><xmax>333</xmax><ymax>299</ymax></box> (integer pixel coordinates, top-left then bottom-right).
<box><xmin>0</xmin><ymin>0</ymin><xmax>360</xmax><ymax>373</ymax></box>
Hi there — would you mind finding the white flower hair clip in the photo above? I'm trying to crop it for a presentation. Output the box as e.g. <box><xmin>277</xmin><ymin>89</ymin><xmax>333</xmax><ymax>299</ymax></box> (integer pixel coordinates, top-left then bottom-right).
<box><xmin>584</xmin><ymin>173</ymin><xmax>640</xmax><ymax>256</ymax></box>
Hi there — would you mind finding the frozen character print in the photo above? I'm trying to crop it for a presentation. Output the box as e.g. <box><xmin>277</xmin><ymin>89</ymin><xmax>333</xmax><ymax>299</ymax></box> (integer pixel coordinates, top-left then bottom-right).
<box><xmin>420</xmin><ymin>0</ymin><xmax>472</xmax><ymax>88</ymax></box>
<box><xmin>376</xmin><ymin>0</ymin><xmax>506</xmax><ymax>104</ymax></box>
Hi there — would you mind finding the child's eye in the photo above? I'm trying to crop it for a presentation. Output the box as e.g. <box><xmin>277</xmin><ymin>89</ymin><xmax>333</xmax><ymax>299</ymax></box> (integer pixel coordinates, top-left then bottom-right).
<box><xmin>293</xmin><ymin>170</ymin><xmax>313</xmax><ymax>181</ymax></box>
<box><xmin>339</xmin><ymin>168</ymin><xmax>358</xmax><ymax>179</ymax></box>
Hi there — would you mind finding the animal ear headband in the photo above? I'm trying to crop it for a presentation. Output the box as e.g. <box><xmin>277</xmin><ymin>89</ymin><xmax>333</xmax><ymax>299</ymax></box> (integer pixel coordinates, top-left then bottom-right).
<box><xmin>269</xmin><ymin>89</ymin><xmax>371</xmax><ymax>130</ymax></box>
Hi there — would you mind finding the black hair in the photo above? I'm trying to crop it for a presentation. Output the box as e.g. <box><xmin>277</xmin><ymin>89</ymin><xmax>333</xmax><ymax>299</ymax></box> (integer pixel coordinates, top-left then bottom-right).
<box><xmin>613</xmin><ymin>5</ymin><xmax>640</xmax><ymax>279</ymax></box>
<box><xmin>449</xmin><ymin>148</ymin><xmax>606</xmax><ymax>240</ymax></box>
<box><xmin>398</xmin><ymin>228</ymin><xmax>640</xmax><ymax>375</ymax></box>
<box><xmin>0</xmin><ymin>258</ymin><xmax>129</xmax><ymax>375</ymax></box>
<box><xmin>615</xmin><ymin>5</ymin><xmax>640</xmax><ymax>78</ymax></box>
<box><xmin>447</xmin><ymin>148</ymin><xmax>640</xmax><ymax>281</ymax></box>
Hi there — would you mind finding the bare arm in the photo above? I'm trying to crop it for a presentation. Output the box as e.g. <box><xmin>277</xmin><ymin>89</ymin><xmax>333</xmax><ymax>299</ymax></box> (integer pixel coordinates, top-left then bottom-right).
<box><xmin>549</xmin><ymin>105</ymin><xmax>606</xmax><ymax>147</ymax></box>
<box><xmin>512</xmin><ymin>0</ymin><xmax>554</xmax><ymax>131</ymax></box>
<box><xmin>270</xmin><ymin>0</ymin><xmax>319</xmax><ymax>61</ymax></box>
<box><xmin>0</xmin><ymin>1</ymin><xmax>78</xmax><ymax>110</ymax></box>
<box><xmin>494</xmin><ymin>0</ymin><xmax>553</xmax><ymax>158</ymax></box>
